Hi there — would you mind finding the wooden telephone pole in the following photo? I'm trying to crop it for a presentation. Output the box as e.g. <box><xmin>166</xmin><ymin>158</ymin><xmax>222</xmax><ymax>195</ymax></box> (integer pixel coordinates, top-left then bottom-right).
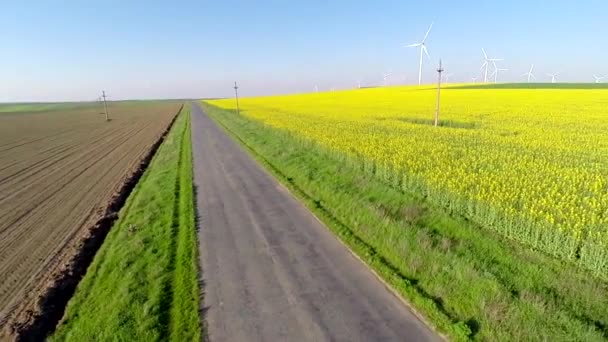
<box><xmin>102</xmin><ymin>90</ymin><xmax>109</xmax><ymax>121</ymax></box>
<box><xmin>233</xmin><ymin>82</ymin><xmax>240</xmax><ymax>115</ymax></box>
<box><xmin>435</xmin><ymin>59</ymin><xmax>444</xmax><ymax>127</ymax></box>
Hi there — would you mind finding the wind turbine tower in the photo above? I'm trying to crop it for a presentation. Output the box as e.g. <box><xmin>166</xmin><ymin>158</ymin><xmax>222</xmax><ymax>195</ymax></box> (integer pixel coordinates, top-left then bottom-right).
<box><xmin>593</xmin><ymin>74</ymin><xmax>605</xmax><ymax>83</ymax></box>
<box><xmin>480</xmin><ymin>48</ymin><xmax>502</xmax><ymax>83</ymax></box>
<box><xmin>406</xmin><ymin>23</ymin><xmax>433</xmax><ymax>85</ymax></box>
<box><xmin>443</xmin><ymin>73</ymin><xmax>453</xmax><ymax>84</ymax></box>
<box><xmin>383</xmin><ymin>72</ymin><xmax>393</xmax><ymax>86</ymax></box>
<box><xmin>547</xmin><ymin>72</ymin><xmax>560</xmax><ymax>83</ymax></box>
<box><xmin>522</xmin><ymin>64</ymin><xmax>535</xmax><ymax>82</ymax></box>
<box><xmin>491</xmin><ymin>67</ymin><xmax>508</xmax><ymax>83</ymax></box>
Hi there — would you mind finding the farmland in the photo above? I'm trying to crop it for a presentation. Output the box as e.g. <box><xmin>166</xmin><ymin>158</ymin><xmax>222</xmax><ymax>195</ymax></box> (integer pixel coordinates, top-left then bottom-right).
<box><xmin>208</xmin><ymin>86</ymin><xmax>608</xmax><ymax>277</ymax></box>
<box><xmin>204</xmin><ymin>85</ymin><xmax>608</xmax><ymax>340</ymax></box>
<box><xmin>52</xmin><ymin>106</ymin><xmax>200</xmax><ymax>341</ymax></box>
<box><xmin>0</xmin><ymin>102</ymin><xmax>181</xmax><ymax>335</ymax></box>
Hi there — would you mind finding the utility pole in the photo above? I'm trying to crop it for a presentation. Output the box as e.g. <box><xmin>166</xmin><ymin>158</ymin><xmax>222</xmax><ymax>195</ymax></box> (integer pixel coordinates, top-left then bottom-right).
<box><xmin>102</xmin><ymin>90</ymin><xmax>109</xmax><ymax>121</ymax></box>
<box><xmin>435</xmin><ymin>59</ymin><xmax>444</xmax><ymax>127</ymax></box>
<box><xmin>233</xmin><ymin>82</ymin><xmax>240</xmax><ymax>115</ymax></box>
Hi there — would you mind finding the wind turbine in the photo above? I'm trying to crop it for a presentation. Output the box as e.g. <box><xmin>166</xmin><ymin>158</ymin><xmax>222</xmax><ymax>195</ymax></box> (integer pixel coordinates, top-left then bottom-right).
<box><xmin>593</xmin><ymin>74</ymin><xmax>605</xmax><ymax>83</ymax></box>
<box><xmin>471</xmin><ymin>76</ymin><xmax>479</xmax><ymax>83</ymax></box>
<box><xmin>490</xmin><ymin>67</ymin><xmax>508</xmax><ymax>83</ymax></box>
<box><xmin>522</xmin><ymin>64</ymin><xmax>535</xmax><ymax>82</ymax></box>
<box><xmin>392</xmin><ymin>72</ymin><xmax>407</xmax><ymax>85</ymax></box>
<box><xmin>383</xmin><ymin>71</ymin><xmax>393</xmax><ymax>86</ymax></box>
<box><xmin>547</xmin><ymin>72</ymin><xmax>560</xmax><ymax>83</ymax></box>
<box><xmin>480</xmin><ymin>48</ymin><xmax>503</xmax><ymax>83</ymax></box>
<box><xmin>406</xmin><ymin>22</ymin><xmax>433</xmax><ymax>85</ymax></box>
<box><xmin>314</xmin><ymin>85</ymin><xmax>319</xmax><ymax>93</ymax></box>
<box><xmin>443</xmin><ymin>73</ymin><xmax>454</xmax><ymax>84</ymax></box>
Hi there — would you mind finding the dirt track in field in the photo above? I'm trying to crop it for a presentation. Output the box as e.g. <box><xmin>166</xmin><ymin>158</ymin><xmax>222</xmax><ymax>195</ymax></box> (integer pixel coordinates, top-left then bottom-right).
<box><xmin>0</xmin><ymin>103</ymin><xmax>180</xmax><ymax>335</ymax></box>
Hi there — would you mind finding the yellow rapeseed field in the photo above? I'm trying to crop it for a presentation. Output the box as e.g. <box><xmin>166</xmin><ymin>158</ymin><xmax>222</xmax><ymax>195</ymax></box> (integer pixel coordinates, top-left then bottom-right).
<box><xmin>209</xmin><ymin>85</ymin><xmax>608</xmax><ymax>276</ymax></box>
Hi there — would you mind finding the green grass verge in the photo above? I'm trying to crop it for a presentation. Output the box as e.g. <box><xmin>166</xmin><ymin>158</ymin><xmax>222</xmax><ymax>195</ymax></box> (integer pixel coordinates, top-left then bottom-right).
<box><xmin>202</xmin><ymin>102</ymin><xmax>608</xmax><ymax>341</ymax></box>
<box><xmin>51</xmin><ymin>105</ymin><xmax>200</xmax><ymax>341</ymax></box>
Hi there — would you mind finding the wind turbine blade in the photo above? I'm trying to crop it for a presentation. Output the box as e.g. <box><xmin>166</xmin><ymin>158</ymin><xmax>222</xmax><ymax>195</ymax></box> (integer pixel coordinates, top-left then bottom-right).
<box><xmin>422</xmin><ymin>22</ymin><xmax>433</xmax><ymax>42</ymax></box>
<box><xmin>480</xmin><ymin>62</ymin><xmax>487</xmax><ymax>70</ymax></box>
<box><xmin>406</xmin><ymin>43</ymin><xmax>422</xmax><ymax>47</ymax></box>
<box><xmin>422</xmin><ymin>45</ymin><xmax>430</xmax><ymax>59</ymax></box>
<box><xmin>482</xmin><ymin>48</ymin><xmax>488</xmax><ymax>59</ymax></box>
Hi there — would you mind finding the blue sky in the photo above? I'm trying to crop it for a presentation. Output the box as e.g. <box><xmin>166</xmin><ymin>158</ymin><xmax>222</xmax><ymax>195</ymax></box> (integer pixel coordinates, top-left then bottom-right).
<box><xmin>1</xmin><ymin>1</ymin><xmax>606</xmax><ymax>101</ymax></box>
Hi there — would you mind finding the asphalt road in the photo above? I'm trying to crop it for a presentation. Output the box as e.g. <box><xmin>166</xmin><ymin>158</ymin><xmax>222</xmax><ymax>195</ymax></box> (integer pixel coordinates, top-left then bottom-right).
<box><xmin>191</xmin><ymin>103</ymin><xmax>439</xmax><ymax>342</ymax></box>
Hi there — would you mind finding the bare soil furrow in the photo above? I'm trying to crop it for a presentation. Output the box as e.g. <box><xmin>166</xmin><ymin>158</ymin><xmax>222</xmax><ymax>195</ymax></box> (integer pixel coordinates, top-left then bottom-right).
<box><xmin>0</xmin><ymin>128</ymin><xmax>154</xmax><ymax>312</ymax></box>
<box><xmin>0</xmin><ymin>124</ymin><xmax>91</xmax><ymax>153</ymax></box>
<box><xmin>0</xmin><ymin>120</ymin><xmax>125</xmax><ymax>182</ymax></box>
<box><xmin>0</xmin><ymin>123</ymin><xmax>150</xmax><ymax>277</ymax></box>
<box><xmin>0</xmin><ymin>121</ymin><xmax>146</xmax><ymax>219</ymax></box>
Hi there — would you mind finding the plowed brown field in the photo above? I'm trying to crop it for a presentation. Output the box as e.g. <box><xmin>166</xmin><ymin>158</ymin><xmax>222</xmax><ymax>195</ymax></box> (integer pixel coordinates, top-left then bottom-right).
<box><xmin>0</xmin><ymin>102</ymin><xmax>180</xmax><ymax>328</ymax></box>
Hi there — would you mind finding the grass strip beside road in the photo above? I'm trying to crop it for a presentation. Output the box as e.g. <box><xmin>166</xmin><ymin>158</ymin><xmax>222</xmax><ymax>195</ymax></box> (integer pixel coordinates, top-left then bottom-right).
<box><xmin>51</xmin><ymin>105</ymin><xmax>200</xmax><ymax>341</ymax></box>
<box><xmin>202</xmin><ymin>102</ymin><xmax>608</xmax><ymax>341</ymax></box>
